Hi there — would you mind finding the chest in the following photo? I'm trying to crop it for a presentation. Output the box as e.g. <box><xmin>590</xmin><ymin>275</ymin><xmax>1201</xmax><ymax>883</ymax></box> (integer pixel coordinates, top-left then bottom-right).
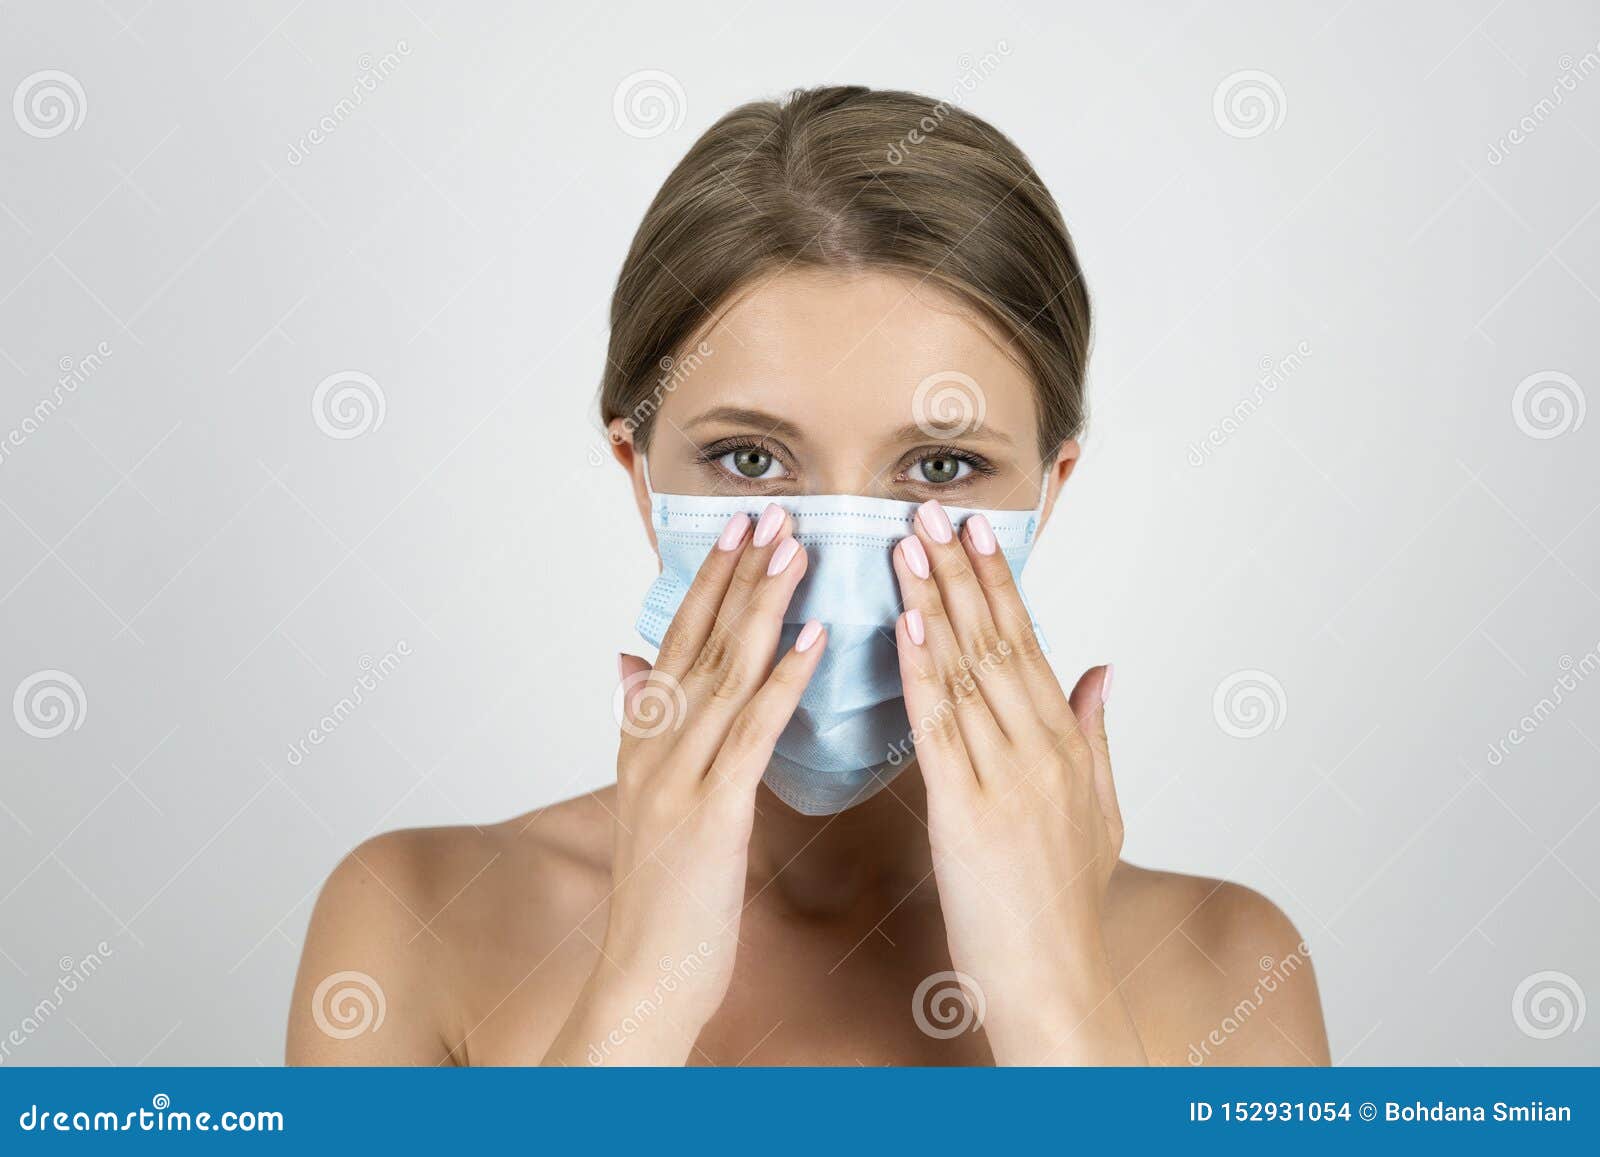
<box><xmin>691</xmin><ymin>899</ymin><xmax>998</xmax><ymax>1065</ymax></box>
<box><xmin>456</xmin><ymin>896</ymin><xmax>997</xmax><ymax>1066</ymax></box>
<box><xmin>694</xmin><ymin>931</ymin><xmax>996</xmax><ymax>1066</ymax></box>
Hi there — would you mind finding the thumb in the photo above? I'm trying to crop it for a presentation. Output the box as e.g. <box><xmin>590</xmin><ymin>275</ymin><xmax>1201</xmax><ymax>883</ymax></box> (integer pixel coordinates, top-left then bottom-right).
<box><xmin>616</xmin><ymin>652</ymin><xmax>654</xmax><ymax>723</ymax></box>
<box><xmin>1067</xmin><ymin>663</ymin><xmax>1122</xmax><ymax>845</ymax></box>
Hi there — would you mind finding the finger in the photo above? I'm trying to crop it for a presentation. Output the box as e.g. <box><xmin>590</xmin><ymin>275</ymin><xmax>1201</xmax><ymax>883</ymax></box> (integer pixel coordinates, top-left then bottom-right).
<box><xmin>705</xmin><ymin>620</ymin><xmax>828</xmax><ymax>797</ymax></box>
<box><xmin>616</xmin><ymin>651</ymin><xmax>653</xmax><ymax>723</ymax></box>
<box><xmin>958</xmin><ymin>511</ymin><xmax>1076</xmax><ymax>733</ymax></box>
<box><xmin>684</xmin><ymin>503</ymin><xmax>802</xmax><ymax>702</ymax></box>
<box><xmin>893</xmin><ymin>609</ymin><xmax>978</xmax><ymax>798</ymax></box>
<box><xmin>675</xmin><ymin>504</ymin><xmax>810</xmax><ymax>768</ymax></box>
<box><xmin>651</xmin><ymin>511</ymin><xmax>753</xmax><ymax>681</ymax></box>
<box><xmin>1067</xmin><ymin>664</ymin><xmax>1123</xmax><ymax>848</ymax></box>
<box><xmin>615</xmin><ymin>650</ymin><xmax>692</xmax><ymax>761</ymax></box>
<box><xmin>892</xmin><ymin>531</ymin><xmax>1004</xmax><ymax>768</ymax></box>
<box><xmin>909</xmin><ymin>500</ymin><xmax>1039</xmax><ymax>738</ymax></box>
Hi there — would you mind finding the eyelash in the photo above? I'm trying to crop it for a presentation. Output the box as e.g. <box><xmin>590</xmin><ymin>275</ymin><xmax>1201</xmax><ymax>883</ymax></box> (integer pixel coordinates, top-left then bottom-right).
<box><xmin>905</xmin><ymin>445</ymin><xmax>999</xmax><ymax>486</ymax></box>
<box><xmin>695</xmin><ymin>437</ymin><xmax>998</xmax><ymax>490</ymax></box>
<box><xmin>695</xmin><ymin>436</ymin><xmax>791</xmax><ymax>487</ymax></box>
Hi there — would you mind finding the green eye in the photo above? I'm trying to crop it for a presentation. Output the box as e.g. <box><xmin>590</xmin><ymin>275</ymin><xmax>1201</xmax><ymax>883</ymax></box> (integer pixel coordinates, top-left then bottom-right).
<box><xmin>918</xmin><ymin>455</ymin><xmax>969</xmax><ymax>484</ymax></box>
<box><xmin>730</xmin><ymin>448</ymin><xmax>775</xmax><ymax>478</ymax></box>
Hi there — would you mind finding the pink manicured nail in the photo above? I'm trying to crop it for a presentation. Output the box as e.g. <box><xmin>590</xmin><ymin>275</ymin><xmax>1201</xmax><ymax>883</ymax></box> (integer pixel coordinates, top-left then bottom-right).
<box><xmin>795</xmin><ymin>619</ymin><xmax>823</xmax><ymax>653</ymax></box>
<box><xmin>716</xmin><ymin>513</ymin><xmax>750</xmax><ymax>552</ymax></box>
<box><xmin>766</xmin><ymin>536</ymin><xmax>800</xmax><ymax>576</ymax></box>
<box><xmin>1101</xmin><ymin>663</ymin><xmax>1115</xmax><ymax>705</ymax></box>
<box><xmin>917</xmin><ymin>499</ymin><xmax>953</xmax><ymax>543</ymax></box>
<box><xmin>905</xmin><ymin>609</ymin><xmax>926</xmax><ymax>646</ymax></box>
<box><xmin>753</xmin><ymin>503</ymin><xmax>785</xmax><ymax>547</ymax></box>
<box><xmin>899</xmin><ymin>535</ymin><xmax>930</xmax><ymax>579</ymax></box>
<box><xmin>966</xmin><ymin>513</ymin><xmax>997</xmax><ymax>556</ymax></box>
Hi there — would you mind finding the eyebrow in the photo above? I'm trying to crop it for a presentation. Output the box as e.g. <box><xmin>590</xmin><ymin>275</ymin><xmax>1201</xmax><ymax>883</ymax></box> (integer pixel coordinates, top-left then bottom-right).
<box><xmin>683</xmin><ymin>406</ymin><xmax>1018</xmax><ymax>448</ymax></box>
<box><xmin>888</xmin><ymin>421</ymin><xmax>1015</xmax><ymax>447</ymax></box>
<box><xmin>683</xmin><ymin>406</ymin><xmax>805</xmax><ymax>441</ymax></box>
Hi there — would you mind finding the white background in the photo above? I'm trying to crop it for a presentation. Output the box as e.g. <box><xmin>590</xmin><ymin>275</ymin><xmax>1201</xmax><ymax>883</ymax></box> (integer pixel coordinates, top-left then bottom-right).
<box><xmin>1</xmin><ymin>0</ymin><xmax>1596</xmax><ymax>1064</ymax></box>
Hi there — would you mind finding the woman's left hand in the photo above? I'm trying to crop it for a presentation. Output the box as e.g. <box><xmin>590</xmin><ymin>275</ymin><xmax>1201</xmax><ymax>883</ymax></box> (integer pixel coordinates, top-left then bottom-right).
<box><xmin>891</xmin><ymin>498</ymin><xmax>1147</xmax><ymax>1066</ymax></box>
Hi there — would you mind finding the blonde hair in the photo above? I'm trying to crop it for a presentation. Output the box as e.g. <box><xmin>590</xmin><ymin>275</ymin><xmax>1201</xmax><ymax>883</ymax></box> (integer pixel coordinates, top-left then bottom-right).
<box><xmin>600</xmin><ymin>85</ymin><xmax>1090</xmax><ymax>459</ymax></box>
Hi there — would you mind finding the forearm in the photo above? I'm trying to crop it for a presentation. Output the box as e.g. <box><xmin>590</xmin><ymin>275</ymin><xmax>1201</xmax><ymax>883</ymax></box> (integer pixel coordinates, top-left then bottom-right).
<box><xmin>540</xmin><ymin>971</ymin><xmax>707</xmax><ymax>1067</ymax></box>
<box><xmin>982</xmin><ymin>945</ymin><xmax>1149</xmax><ymax>1066</ymax></box>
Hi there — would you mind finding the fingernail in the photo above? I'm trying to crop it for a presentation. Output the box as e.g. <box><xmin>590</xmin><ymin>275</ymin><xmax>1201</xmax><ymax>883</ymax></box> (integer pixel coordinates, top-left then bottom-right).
<box><xmin>766</xmin><ymin>536</ymin><xmax>800</xmax><ymax>576</ymax></box>
<box><xmin>966</xmin><ymin>513</ymin><xmax>997</xmax><ymax>556</ymax></box>
<box><xmin>616</xmin><ymin>653</ymin><xmax>627</xmax><ymax>683</ymax></box>
<box><xmin>918</xmin><ymin>499</ymin><xmax>953</xmax><ymax>543</ymax></box>
<box><xmin>716</xmin><ymin>513</ymin><xmax>750</xmax><ymax>551</ymax></box>
<box><xmin>905</xmin><ymin>609</ymin><xmax>925</xmax><ymax>646</ymax></box>
<box><xmin>753</xmin><ymin>502</ymin><xmax>785</xmax><ymax>547</ymax></box>
<box><xmin>899</xmin><ymin>535</ymin><xmax>930</xmax><ymax>579</ymax></box>
<box><xmin>795</xmin><ymin>619</ymin><xmax>823</xmax><ymax>653</ymax></box>
<box><xmin>1101</xmin><ymin>663</ymin><xmax>1115</xmax><ymax>705</ymax></box>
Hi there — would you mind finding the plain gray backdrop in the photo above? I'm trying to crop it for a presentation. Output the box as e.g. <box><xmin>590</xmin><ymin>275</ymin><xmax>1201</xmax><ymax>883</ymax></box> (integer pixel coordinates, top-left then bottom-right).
<box><xmin>1</xmin><ymin>0</ymin><xmax>1596</xmax><ymax>1065</ymax></box>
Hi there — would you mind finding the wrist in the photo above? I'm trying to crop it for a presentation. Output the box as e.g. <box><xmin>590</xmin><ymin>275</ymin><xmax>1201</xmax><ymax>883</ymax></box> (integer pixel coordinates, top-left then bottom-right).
<box><xmin>545</xmin><ymin>967</ymin><xmax>708</xmax><ymax>1066</ymax></box>
<box><xmin>978</xmin><ymin>938</ymin><xmax>1148</xmax><ymax>1066</ymax></box>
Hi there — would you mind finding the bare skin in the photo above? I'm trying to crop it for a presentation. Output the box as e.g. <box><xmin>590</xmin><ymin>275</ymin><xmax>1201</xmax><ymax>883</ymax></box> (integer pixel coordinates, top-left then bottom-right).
<box><xmin>287</xmin><ymin>270</ymin><xmax>1331</xmax><ymax>1066</ymax></box>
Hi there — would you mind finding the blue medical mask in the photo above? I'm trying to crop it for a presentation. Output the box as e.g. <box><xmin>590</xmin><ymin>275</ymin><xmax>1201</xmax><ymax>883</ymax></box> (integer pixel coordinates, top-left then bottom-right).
<box><xmin>635</xmin><ymin>466</ymin><xmax>1049</xmax><ymax>816</ymax></box>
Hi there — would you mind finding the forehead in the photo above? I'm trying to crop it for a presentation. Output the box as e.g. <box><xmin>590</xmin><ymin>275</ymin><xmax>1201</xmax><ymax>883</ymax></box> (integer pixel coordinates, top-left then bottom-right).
<box><xmin>658</xmin><ymin>268</ymin><xmax>1039</xmax><ymax>440</ymax></box>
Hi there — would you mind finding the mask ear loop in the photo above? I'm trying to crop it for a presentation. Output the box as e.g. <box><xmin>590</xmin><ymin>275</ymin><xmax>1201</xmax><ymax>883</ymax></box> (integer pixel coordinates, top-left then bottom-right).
<box><xmin>1018</xmin><ymin>463</ymin><xmax>1053</xmax><ymax>651</ymax></box>
<box><xmin>638</xmin><ymin>452</ymin><xmax>671</xmax><ymax>535</ymax></box>
<box><xmin>1021</xmin><ymin>463</ymin><xmax>1051</xmax><ymax>545</ymax></box>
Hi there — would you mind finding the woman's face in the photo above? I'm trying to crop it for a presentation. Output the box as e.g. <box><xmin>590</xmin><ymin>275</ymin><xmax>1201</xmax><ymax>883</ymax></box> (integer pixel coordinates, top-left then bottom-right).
<box><xmin>619</xmin><ymin>269</ymin><xmax>1076</xmax><ymax>516</ymax></box>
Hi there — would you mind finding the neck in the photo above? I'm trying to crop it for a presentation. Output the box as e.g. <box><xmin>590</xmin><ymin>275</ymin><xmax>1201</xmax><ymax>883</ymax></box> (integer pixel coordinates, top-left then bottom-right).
<box><xmin>746</xmin><ymin>768</ymin><xmax>936</xmax><ymax>917</ymax></box>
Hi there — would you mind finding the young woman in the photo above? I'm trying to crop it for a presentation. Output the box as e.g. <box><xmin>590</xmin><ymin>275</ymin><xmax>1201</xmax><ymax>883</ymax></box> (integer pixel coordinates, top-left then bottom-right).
<box><xmin>287</xmin><ymin>86</ymin><xmax>1330</xmax><ymax>1066</ymax></box>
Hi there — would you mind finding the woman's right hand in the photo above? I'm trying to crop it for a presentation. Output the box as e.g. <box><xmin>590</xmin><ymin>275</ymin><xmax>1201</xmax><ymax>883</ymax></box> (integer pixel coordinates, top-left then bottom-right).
<box><xmin>541</xmin><ymin>504</ymin><xmax>824</xmax><ymax>1065</ymax></box>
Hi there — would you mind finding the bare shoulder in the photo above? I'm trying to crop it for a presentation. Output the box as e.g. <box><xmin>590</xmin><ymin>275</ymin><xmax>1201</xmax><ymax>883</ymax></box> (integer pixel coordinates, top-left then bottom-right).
<box><xmin>285</xmin><ymin>789</ymin><xmax>617</xmax><ymax>1065</ymax></box>
<box><xmin>1104</xmin><ymin>862</ymin><xmax>1331</xmax><ymax>1066</ymax></box>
